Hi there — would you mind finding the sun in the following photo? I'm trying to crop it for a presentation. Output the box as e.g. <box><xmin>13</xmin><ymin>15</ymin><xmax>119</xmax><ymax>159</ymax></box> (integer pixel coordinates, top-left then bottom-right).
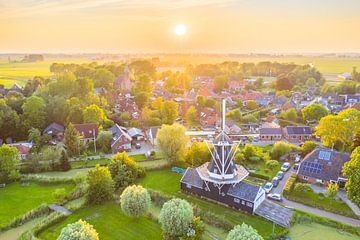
<box><xmin>174</xmin><ymin>24</ymin><xmax>187</xmax><ymax>36</ymax></box>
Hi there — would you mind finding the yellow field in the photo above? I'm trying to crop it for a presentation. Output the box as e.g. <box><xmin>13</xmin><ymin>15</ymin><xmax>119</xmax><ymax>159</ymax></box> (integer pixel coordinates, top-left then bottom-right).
<box><xmin>1</xmin><ymin>55</ymin><xmax>359</xmax><ymax>87</ymax></box>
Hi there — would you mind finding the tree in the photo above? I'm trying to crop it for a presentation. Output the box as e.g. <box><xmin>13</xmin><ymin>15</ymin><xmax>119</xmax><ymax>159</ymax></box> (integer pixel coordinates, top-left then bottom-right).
<box><xmin>93</xmin><ymin>68</ymin><xmax>115</xmax><ymax>88</ymax></box>
<box><xmin>301</xmin><ymin>141</ymin><xmax>318</xmax><ymax>156</ymax></box>
<box><xmin>353</xmin><ymin>130</ymin><xmax>360</xmax><ymax>151</ymax></box>
<box><xmin>22</xmin><ymin>95</ymin><xmax>46</xmax><ymax>130</ymax></box>
<box><xmin>83</xmin><ymin>104</ymin><xmax>105</xmax><ymax>125</ymax></box>
<box><xmin>0</xmin><ymin>100</ymin><xmax>20</xmax><ymax>141</ymax></box>
<box><xmin>64</xmin><ymin>123</ymin><xmax>80</xmax><ymax>156</ymax></box>
<box><xmin>151</xmin><ymin>97</ymin><xmax>163</xmax><ymax>110</ymax></box>
<box><xmin>324</xmin><ymin>182</ymin><xmax>339</xmax><ymax>199</ymax></box>
<box><xmin>41</xmin><ymin>145</ymin><xmax>63</xmax><ymax>168</ymax></box>
<box><xmin>343</xmin><ymin>147</ymin><xmax>360</xmax><ymax>207</ymax></box>
<box><xmin>133</xmin><ymin>74</ymin><xmax>152</xmax><ymax>109</ymax></box>
<box><xmin>86</xmin><ymin>165</ymin><xmax>114</xmax><ymax>204</ymax></box>
<box><xmin>0</xmin><ymin>145</ymin><xmax>20</xmax><ymax>183</ymax></box>
<box><xmin>58</xmin><ymin>219</ymin><xmax>99</xmax><ymax>240</ymax></box>
<box><xmin>159</xmin><ymin>198</ymin><xmax>193</xmax><ymax>238</ymax></box>
<box><xmin>301</xmin><ymin>104</ymin><xmax>328</xmax><ymax>122</ymax></box>
<box><xmin>246</xmin><ymin>100</ymin><xmax>257</xmax><ymax>110</ymax></box>
<box><xmin>275</xmin><ymin>74</ymin><xmax>293</xmax><ymax>91</ymax></box>
<box><xmin>108</xmin><ymin>152</ymin><xmax>145</xmax><ymax>189</ymax></box>
<box><xmin>185</xmin><ymin>106</ymin><xmax>199</xmax><ymax>126</ymax></box>
<box><xmin>96</xmin><ymin>131</ymin><xmax>112</xmax><ymax>153</ymax></box>
<box><xmin>134</xmin><ymin>91</ymin><xmax>150</xmax><ymax>110</ymax></box>
<box><xmin>185</xmin><ymin>141</ymin><xmax>210</xmax><ymax>167</ymax></box>
<box><xmin>271</xmin><ymin>141</ymin><xmax>296</xmax><ymax>160</ymax></box>
<box><xmin>120</xmin><ymin>185</ymin><xmax>151</xmax><ymax>218</ymax></box>
<box><xmin>59</xmin><ymin>149</ymin><xmax>71</xmax><ymax>171</ymax></box>
<box><xmin>213</xmin><ymin>75</ymin><xmax>229</xmax><ymax>93</ymax></box>
<box><xmin>280</xmin><ymin>108</ymin><xmax>298</xmax><ymax>122</ymax></box>
<box><xmin>226</xmin><ymin>223</ymin><xmax>263</xmax><ymax>240</ymax></box>
<box><xmin>28</xmin><ymin>128</ymin><xmax>42</xmax><ymax>153</ymax></box>
<box><xmin>160</xmin><ymin>100</ymin><xmax>178</xmax><ymax>124</ymax></box>
<box><xmin>242</xmin><ymin>144</ymin><xmax>262</xmax><ymax>161</ymax></box>
<box><xmin>315</xmin><ymin>108</ymin><xmax>360</xmax><ymax>150</ymax></box>
<box><xmin>196</xmin><ymin>95</ymin><xmax>205</xmax><ymax>107</ymax></box>
<box><xmin>156</xmin><ymin>124</ymin><xmax>188</xmax><ymax>163</ymax></box>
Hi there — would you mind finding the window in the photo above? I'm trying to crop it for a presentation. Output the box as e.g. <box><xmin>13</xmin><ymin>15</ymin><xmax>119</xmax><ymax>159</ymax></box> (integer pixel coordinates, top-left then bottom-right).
<box><xmin>234</xmin><ymin>198</ymin><xmax>240</xmax><ymax>203</ymax></box>
<box><xmin>186</xmin><ymin>184</ymin><xmax>191</xmax><ymax>189</ymax></box>
<box><xmin>89</xmin><ymin>130</ymin><xmax>92</xmax><ymax>134</ymax></box>
<box><xmin>246</xmin><ymin>202</ymin><xmax>253</xmax><ymax>207</ymax></box>
<box><xmin>241</xmin><ymin>200</ymin><xmax>245</xmax><ymax>205</ymax></box>
<box><xmin>303</xmin><ymin>176</ymin><xmax>309</xmax><ymax>180</ymax></box>
<box><xmin>214</xmin><ymin>169</ymin><xmax>218</xmax><ymax>174</ymax></box>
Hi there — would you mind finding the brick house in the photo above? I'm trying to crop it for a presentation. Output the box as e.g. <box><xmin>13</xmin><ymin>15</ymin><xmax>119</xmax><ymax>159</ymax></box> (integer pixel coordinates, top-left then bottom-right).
<box><xmin>259</xmin><ymin>127</ymin><xmax>282</xmax><ymax>141</ymax></box>
<box><xmin>108</xmin><ymin>124</ymin><xmax>132</xmax><ymax>153</ymax></box>
<box><xmin>297</xmin><ymin>148</ymin><xmax>350</xmax><ymax>187</ymax></box>
<box><xmin>73</xmin><ymin>123</ymin><xmax>98</xmax><ymax>141</ymax></box>
<box><xmin>283</xmin><ymin>126</ymin><xmax>312</xmax><ymax>142</ymax></box>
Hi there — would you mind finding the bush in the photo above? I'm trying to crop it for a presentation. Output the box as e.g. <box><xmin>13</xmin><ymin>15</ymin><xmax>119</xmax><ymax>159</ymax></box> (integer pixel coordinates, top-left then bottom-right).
<box><xmin>301</xmin><ymin>141</ymin><xmax>318</xmax><ymax>156</ymax></box>
<box><xmin>58</xmin><ymin>219</ymin><xmax>99</xmax><ymax>240</ymax></box>
<box><xmin>53</xmin><ymin>188</ymin><xmax>67</xmax><ymax>203</ymax></box>
<box><xmin>283</xmin><ymin>174</ymin><xmax>296</xmax><ymax>195</ymax></box>
<box><xmin>86</xmin><ymin>165</ymin><xmax>114</xmax><ymax>204</ymax></box>
<box><xmin>108</xmin><ymin>152</ymin><xmax>145</xmax><ymax>189</ymax></box>
<box><xmin>248</xmin><ymin>172</ymin><xmax>269</xmax><ymax>181</ymax></box>
<box><xmin>266</xmin><ymin>160</ymin><xmax>280</xmax><ymax>170</ymax></box>
<box><xmin>271</xmin><ymin>142</ymin><xmax>297</xmax><ymax>160</ymax></box>
<box><xmin>226</xmin><ymin>223</ymin><xmax>263</xmax><ymax>240</ymax></box>
<box><xmin>293</xmin><ymin>183</ymin><xmax>312</xmax><ymax>193</ymax></box>
<box><xmin>120</xmin><ymin>185</ymin><xmax>151</xmax><ymax>218</ymax></box>
<box><xmin>159</xmin><ymin>198</ymin><xmax>193</xmax><ymax>238</ymax></box>
<box><xmin>183</xmin><ymin>217</ymin><xmax>205</xmax><ymax>240</ymax></box>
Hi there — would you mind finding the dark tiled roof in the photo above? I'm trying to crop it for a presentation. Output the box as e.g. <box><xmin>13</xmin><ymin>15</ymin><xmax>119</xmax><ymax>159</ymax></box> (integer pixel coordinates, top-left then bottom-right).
<box><xmin>43</xmin><ymin>123</ymin><xmax>64</xmax><ymax>135</ymax></box>
<box><xmin>74</xmin><ymin>123</ymin><xmax>98</xmax><ymax>139</ymax></box>
<box><xmin>108</xmin><ymin>124</ymin><xmax>132</xmax><ymax>145</ymax></box>
<box><xmin>227</xmin><ymin>181</ymin><xmax>261</xmax><ymax>202</ymax></box>
<box><xmin>181</xmin><ymin>168</ymin><xmax>203</xmax><ymax>189</ymax></box>
<box><xmin>298</xmin><ymin>148</ymin><xmax>350</xmax><ymax>181</ymax></box>
<box><xmin>285</xmin><ymin>126</ymin><xmax>312</xmax><ymax>135</ymax></box>
<box><xmin>259</xmin><ymin>127</ymin><xmax>282</xmax><ymax>135</ymax></box>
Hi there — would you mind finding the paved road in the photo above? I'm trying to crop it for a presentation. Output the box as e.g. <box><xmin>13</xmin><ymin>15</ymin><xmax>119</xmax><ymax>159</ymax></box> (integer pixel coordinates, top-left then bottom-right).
<box><xmin>272</xmin><ymin>168</ymin><xmax>295</xmax><ymax>194</ymax></box>
<box><xmin>282</xmin><ymin>198</ymin><xmax>360</xmax><ymax>227</ymax></box>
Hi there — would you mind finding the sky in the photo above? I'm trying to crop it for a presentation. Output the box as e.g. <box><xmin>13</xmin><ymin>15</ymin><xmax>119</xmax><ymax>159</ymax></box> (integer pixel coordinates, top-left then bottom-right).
<box><xmin>1</xmin><ymin>0</ymin><xmax>360</xmax><ymax>53</ymax></box>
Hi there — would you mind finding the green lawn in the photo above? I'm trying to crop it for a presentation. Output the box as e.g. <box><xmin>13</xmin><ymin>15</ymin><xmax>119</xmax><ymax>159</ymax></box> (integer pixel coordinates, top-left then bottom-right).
<box><xmin>37</xmin><ymin>202</ymin><xmax>162</xmax><ymax>240</ymax></box>
<box><xmin>0</xmin><ymin>182</ymin><xmax>75</xmax><ymax>228</ymax></box>
<box><xmin>286</xmin><ymin>187</ymin><xmax>358</xmax><ymax>219</ymax></box>
<box><xmin>138</xmin><ymin>169</ymin><xmax>284</xmax><ymax>238</ymax></box>
<box><xmin>288</xmin><ymin>222</ymin><xmax>359</xmax><ymax>240</ymax></box>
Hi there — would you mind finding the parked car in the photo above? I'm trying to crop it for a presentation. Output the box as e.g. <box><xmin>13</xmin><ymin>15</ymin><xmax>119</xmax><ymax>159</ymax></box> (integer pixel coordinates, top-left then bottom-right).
<box><xmin>294</xmin><ymin>163</ymin><xmax>300</xmax><ymax>171</ymax></box>
<box><xmin>281</xmin><ymin>162</ymin><xmax>290</xmax><ymax>171</ymax></box>
<box><xmin>135</xmin><ymin>143</ymin><xmax>141</xmax><ymax>149</ymax></box>
<box><xmin>267</xmin><ymin>193</ymin><xmax>282</xmax><ymax>201</ymax></box>
<box><xmin>263</xmin><ymin>182</ymin><xmax>273</xmax><ymax>193</ymax></box>
<box><xmin>272</xmin><ymin>177</ymin><xmax>279</xmax><ymax>187</ymax></box>
<box><xmin>276</xmin><ymin>171</ymin><xmax>284</xmax><ymax>180</ymax></box>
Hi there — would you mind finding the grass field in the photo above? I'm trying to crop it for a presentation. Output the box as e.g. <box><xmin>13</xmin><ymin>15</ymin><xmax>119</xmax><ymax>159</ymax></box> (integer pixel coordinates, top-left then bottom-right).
<box><xmin>138</xmin><ymin>169</ymin><xmax>284</xmax><ymax>238</ymax></box>
<box><xmin>288</xmin><ymin>222</ymin><xmax>359</xmax><ymax>240</ymax></box>
<box><xmin>37</xmin><ymin>202</ymin><xmax>162</xmax><ymax>240</ymax></box>
<box><xmin>0</xmin><ymin>182</ymin><xmax>74</xmax><ymax>228</ymax></box>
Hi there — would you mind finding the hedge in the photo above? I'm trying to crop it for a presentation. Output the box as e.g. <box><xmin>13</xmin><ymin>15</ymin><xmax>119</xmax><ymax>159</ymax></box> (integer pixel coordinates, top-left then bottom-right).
<box><xmin>282</xmin><ymin>174</ymin><xmax>296</xmax><ymax>195</ymax></box>
<box><xmin>248</xmin><ymin>172</ymin><xmax>270</xmax><ymax>181</ymax></box>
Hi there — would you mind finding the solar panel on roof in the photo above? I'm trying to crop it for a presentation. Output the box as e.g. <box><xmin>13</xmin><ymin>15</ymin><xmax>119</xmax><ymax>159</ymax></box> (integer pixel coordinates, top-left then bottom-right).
<box><xmin>319</xmin><ymin>151</ymin><xmax>331</xmax><ymax>161</ymax></box>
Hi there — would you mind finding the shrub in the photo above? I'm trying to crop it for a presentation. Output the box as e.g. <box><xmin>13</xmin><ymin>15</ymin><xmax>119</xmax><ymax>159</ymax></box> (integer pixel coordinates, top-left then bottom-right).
<box><xmin>226</xmin><ymin>223</ymin><xmax>263</xmax><ymax>240</ymax></box>
<box><xmin>271</xmin><ymin>142</ymin><xmax>297</xmax><ymax>160</ymax></box>
<box><xmin>248</xmin><ymin>172</ymin><xmax>269</xmax><ymax>181</ymax></box>
<box><xmin>324</xmin><ymin>182</ymin><xmax>339</xmax><ymax>199</ymax></box>
<box><xmin>58</xmin><ymin>219</ymin><xmax>99</xmax><ymax>240</ymax></box>
<box><xmin>301</xmin><ymin>141</ymin><xmax>318</xmax><ymax>156</ymax></box>
<box><xmin>86</xmin><ymin>165</ymin><xmax>114</xmax><ymax>204</ymax></box>
<box><xmin>183</xmin><ymin>217</ymin><xmax>205</xmax><ymax>240</ymax></box>
<box><xmin>120</xmin><ymin>185</ymin><xmax>151</xmax><ymax>218</ymax></box>
<box><xmin>266</xmin><ymin>160</ymin><xmax>280</xmax><ymax>170</ymax></box>
<box><xmin>283</xmin><ymin>174</ymin><xmax>296</xmax><ymax>195</ymax></box>
<box><xmin>293</xmin><ymin>183</ymin><xmax>312</xmax><ymax>193</ymax></box>
<box><xmin>53</xmin><ymin>188</ymin><xmax>67</xmax><ymax>203</ymax></box>
<box><xmin>159</xmin><ymin>198</ymin><xmax>193</xmax><ymax>238</ymax></box>
<box><xmin>108</xmin><ymin>152</ymin><xmax>145</xmax><ymax>189</ymax></box>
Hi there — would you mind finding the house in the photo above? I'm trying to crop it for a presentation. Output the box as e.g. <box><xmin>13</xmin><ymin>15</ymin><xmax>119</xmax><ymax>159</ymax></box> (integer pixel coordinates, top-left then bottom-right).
<box><xmin>256</xmin><ymin>96</ymin><xmax>272</xmax><ymax>106</ymax></box>
<box><xmin>283</xmin><ymin>126</ymin><xmax>312</xmax><ymax>142</ymax></box>
<box><xmin>108</xmin><ymin>124</ymin><xmax>132</xmax><ymax>153</ymax></box>
<box><xmin>8</xmin><ymin>143</ymin><xmax>32</xmax><ymax>160</ymax></box>
<box><xmin>43</xmin><ymin>123</ymin><xmax>64</xmax><ymax>139</ymax></box>
<box><xmin>127</xmin><ymin>128</ymin><xmax>144</xmax><ymax>141</ymax></box>
<box><xmin>344</xmin><ymin>94</ymin><xmax>360</xmax><ymax>105</ymax></box>
<box><xmin>73</xmin><ymin>123</ymin><xmax>98</xmax><ymax>141</ymax></box>
<box><xmin>297</xmin><ymin>148</ymin><xmax>350</xmax><ymax>187</ymax></box>
<box><xmin>259</xmin><ymin>127</ymin><xmax>282</xmax><ymax>141</ymax></box>
<box><xmin>146</xmin><ymin>126</ymin><xmax>160</xmax><ymax>146</ymax></box>
<box><xmin>350</xmin><ymin>102</ymin><xmax>360</xmax><ymax>111</ymax></box>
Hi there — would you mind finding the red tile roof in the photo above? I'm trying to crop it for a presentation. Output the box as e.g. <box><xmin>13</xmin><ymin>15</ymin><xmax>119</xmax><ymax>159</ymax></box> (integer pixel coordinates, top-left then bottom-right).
<box><xmin>73</xmin><ymin>123</ymin><xmax>98</xmax><ymax>139</ymax></box>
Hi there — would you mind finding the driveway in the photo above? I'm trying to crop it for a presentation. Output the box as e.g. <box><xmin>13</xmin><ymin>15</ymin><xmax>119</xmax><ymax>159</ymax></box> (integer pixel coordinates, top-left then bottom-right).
<box><xmin>272</xmin><ymin>168</ymin><xmax>296</xmax><ymax>195</ymax></box>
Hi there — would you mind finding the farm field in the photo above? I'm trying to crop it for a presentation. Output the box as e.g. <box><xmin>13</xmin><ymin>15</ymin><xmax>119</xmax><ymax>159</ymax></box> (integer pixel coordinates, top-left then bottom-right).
<box><xmin>37</xmin><ymin>201</ymin><xmax>163</xmax><ymax>240</ymax></box>
<box><xmin>0</xmin><ymin>182</ymin><xmax>75</xmax><ymax>228</ymax></box>
<box><xmin>288</xmin><ymin>222</ymin><xmax>359</xmax><ymax>240</ymax></box>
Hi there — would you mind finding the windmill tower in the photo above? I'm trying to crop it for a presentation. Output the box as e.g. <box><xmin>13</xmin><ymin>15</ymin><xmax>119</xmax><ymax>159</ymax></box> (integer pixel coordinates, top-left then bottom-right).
<box><xmin>196</xmin><ymin>99</ymin><xmax>248</xmax><ymax>194</ymax></box>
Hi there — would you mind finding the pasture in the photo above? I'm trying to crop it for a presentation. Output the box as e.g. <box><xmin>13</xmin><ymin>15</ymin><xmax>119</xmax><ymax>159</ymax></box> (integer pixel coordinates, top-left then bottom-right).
<box><xmin>0</xmin><ymin>182</ymin><xmax>74</xmax><ymax>228</ymax></box>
